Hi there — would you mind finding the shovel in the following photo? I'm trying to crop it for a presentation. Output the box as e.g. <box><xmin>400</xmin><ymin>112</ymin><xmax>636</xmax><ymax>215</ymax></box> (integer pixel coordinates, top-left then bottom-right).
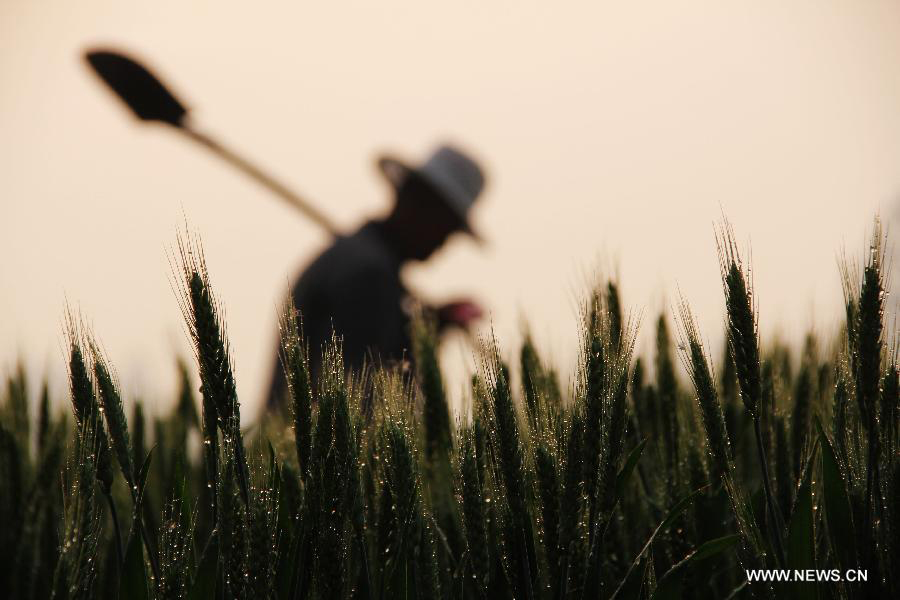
<box><xmin>85</xmin><ymin>49</ymin><xmax>338</xmax><ymax>236</ymax></box>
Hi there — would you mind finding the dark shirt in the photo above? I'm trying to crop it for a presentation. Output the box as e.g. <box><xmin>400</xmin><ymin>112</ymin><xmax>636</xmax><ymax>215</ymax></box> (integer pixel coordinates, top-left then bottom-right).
<box><xmin>268</xmin><ymin>220</ymin><xmax>411</xmax><ymax>406</ymax></box>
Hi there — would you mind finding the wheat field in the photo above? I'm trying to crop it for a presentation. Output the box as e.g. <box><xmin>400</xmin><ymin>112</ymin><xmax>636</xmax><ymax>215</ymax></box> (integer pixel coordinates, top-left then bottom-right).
<box><xmin>0</xmin><ymin>217</ymin><xmax>896</xmax><ymax>600</ymax></box>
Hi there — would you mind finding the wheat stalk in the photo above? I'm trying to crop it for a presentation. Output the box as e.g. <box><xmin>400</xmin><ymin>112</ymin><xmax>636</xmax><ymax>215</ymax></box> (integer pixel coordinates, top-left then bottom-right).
<box><xmin>278</xmin><ymin>298</ymin><xmax>313</xmax><ymax>479</ymax></box>
<box><xmin>716</xmin><ymin>218</ymin><xmax>786</xmax><ymax>568</ymax></box>
<box><xmin>676</xmin><ymin>299</ymin><xmax>732</xmax><ymax>481</ymax></box>
<box><xmin>174</xmin><ymin>230</ymin><xmax>250</xmax><ymax>508</ymax></box>
<box><xmin>91</xmin><ymin>344</ymin><xmax>134</xmax><ymax>489</ymax></box>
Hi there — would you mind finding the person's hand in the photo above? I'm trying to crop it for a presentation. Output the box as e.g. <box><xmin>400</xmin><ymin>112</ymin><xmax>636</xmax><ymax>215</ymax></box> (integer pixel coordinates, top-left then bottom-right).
<box><xmin>437</xmin><ymin>299</ymin><xmax>484</xmax><ymax>330</ymax></box>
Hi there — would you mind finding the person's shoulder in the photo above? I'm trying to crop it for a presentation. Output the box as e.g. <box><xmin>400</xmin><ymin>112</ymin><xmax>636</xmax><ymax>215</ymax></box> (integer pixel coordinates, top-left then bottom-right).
<box><xmin>330</xmin><ymin>232</ymin><xmax>392</xmax><ymax>269</ymax></box>
<box><xmin>301</xmin><ymin>227</ymin><xmax>394</xmax><ymax>284</ymax></box>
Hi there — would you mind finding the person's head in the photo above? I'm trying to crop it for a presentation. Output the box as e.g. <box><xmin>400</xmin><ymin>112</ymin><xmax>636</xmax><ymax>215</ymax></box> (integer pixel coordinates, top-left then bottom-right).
<box><xmin>377</xmin><ymin>145</ymin><xmax>486</xmax><ymax>261</ymax></box>
<box><xmin>385</xmin><ymin>174</ymin><xmax>467</xmax><ymax>260</ymax></box>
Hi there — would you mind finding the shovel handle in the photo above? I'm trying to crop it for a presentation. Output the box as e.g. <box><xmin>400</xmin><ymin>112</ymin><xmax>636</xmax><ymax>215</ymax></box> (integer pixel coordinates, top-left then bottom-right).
<box><xmin>180</xmin><ymin>126</ymin><xmax>340</xmax><ymax>237</ymax></box>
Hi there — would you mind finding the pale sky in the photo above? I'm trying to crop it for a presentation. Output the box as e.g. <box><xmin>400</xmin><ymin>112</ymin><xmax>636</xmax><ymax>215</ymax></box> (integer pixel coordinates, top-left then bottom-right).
<box><xmin>2</xmin><ymin>1</ymin><xmax>899</xmax><ymax>419</ymax></box>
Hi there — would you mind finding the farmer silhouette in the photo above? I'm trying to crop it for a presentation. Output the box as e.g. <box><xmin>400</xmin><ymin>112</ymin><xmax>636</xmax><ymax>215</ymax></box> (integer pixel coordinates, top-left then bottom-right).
<box><xmin>268</xmin><ymin>145</ymin><xmax>486</xmax><ymax>406</ymax></box>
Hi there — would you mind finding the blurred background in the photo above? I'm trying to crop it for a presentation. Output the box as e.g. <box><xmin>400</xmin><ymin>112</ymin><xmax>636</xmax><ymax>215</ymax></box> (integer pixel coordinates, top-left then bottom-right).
<box><xmin>2</xmin><ymin>0</ymin><xmax>899</xmax><ymax>419</ymax></box>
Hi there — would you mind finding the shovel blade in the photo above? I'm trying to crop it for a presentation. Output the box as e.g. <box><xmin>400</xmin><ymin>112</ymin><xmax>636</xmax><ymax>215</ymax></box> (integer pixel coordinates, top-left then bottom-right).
<box><xmin>86</xmin><ymin>49</ymin><xmax>187</xmax><ymax>126</ymax></box>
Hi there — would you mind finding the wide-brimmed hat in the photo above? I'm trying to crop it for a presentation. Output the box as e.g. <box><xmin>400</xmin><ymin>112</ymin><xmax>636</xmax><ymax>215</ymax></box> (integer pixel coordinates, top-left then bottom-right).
<box><xmin>377</xmin><ymin>145</ymin><xmax>485</xmax><ymax>241</ymax></box>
